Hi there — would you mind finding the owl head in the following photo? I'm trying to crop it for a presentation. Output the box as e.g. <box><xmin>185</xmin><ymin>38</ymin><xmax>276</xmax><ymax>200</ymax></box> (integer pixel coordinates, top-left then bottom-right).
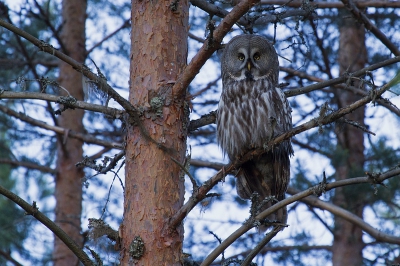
<box><xmin>221</xmin><ymin>35</ymin><xmax>279</xmax><ymax>83</ymax></box>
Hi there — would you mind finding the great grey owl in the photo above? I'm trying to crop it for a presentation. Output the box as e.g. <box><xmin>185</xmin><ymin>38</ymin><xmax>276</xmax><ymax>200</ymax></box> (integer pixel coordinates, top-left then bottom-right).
<box><xmin>217</xmin><ymin>34</ymin><xmax>293</xmax><ymax>225</ymax></box>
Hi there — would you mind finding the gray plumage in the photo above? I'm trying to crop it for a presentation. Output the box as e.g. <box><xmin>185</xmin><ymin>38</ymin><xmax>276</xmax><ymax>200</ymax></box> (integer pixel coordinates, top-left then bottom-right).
<box><xmin>217</xmin><ymin>35</ymin><xmax>293</xmax><ymax>225</ymax></box>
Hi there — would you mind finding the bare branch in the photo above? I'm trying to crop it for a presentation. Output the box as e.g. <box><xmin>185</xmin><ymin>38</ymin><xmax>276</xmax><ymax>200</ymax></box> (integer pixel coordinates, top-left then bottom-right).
<box><xmin>253</xmin><ymin>9</ymin><xmax>312</xmax><ymax>25</ymax></box>
<box><xmin>287</xmin><ymin>186</ymin><xmax>400</xmax><ymax>244</ymax></box>
<box><xmin>173</xmin><ymin>0</ymin><xmax>262</xmax><ymax>98</ymax></box>
<box><xmin>0</xmin><ymin>249</ymin><xmax>23</xmax><ymax>266</ymax></box>
<box><xmin>260</xmin><ymin>0</ymin><xmax>400</xmax><ymax>8</ymax></box>
<box><xmin>171</xmin><ymin>156</ymin><xmax>198</xmax><ymax>190</ymax></box>
<box><xmin>190</xmin><ymin>0</ymin><xmax>312</xmax><ymax>27</ymax></box>
<box><xmin>32</xmin><ymin>0</ymin><xmax>67</xmax><ymax>53</ymax></box>
<box><xmin>201</xmin><ymin>167</ymin><xmax>400</xmax><ymax>265</ymax></box>
<box><xmin>0</xmin><ymin>19</ymin><xmax>136</xmax><ymax>115</ymax></box>
<box><xmin>0</xmin><ymin>103</ymin><xmax>124</xmax><ymax>149</ymax></box>
<box><xmin>76</xmin><ymin>151</ymin><xmax>125</xmax><ymax>174</ymax></box>
<box><xmin>216</xmin><ymin>244</ymin><xmax>331</xmax><ymax>264</ymax></box>
<box><xmin>292</xmin><ymin>139</ymin><xmax>332</xmax><ymax>159</ymax></box>
<box><xmin>341</xmin><ymin>0</ymin><xmax>400</xmax><ymax>56</ymax></box>
<box><xmin>241</xmin><ymin>225</ymin><xmax>283</xmax><ymax>265</ymax></box>
<box><xmin>189</xmin><ymin>75</ymin><xmax>221</xmax><ymax>98</ymax></box>
<box><xmin>285</xmin><ymin>56</ymin><xmax>400</xmax><ymax>97</ymax></box>
<box><xmin>88</xmin><ymin>218</ymin><xmax>119</xmax><ymax>242</ymax></box>
<box><xmin>0</xmin><ymin>18</ymin><xmax>176</xmax><ymax>156</ymax></box>
<box><xmin>0</xmin><ymin>158</ymin><xmax>57</xmax><ymax>174</ymax></box>
<box><xmin>280</xmin><ymin>66</ymin><xmax>400</xmax><ymax>117</ymax></box>
<box><xmin>188</xmin><ymin>111</ymin><xmax>217</xmax><ymax>133</ymax></box>
<box><xmin>188</xmin><ymin>32</ymin><xmax>206</xmax><ymax>43</ymax></box>
<box><xmin>190</xmin><ymin>159</ymin><xmax>223</xmax><ymax>170</ymax></box>
<box><xmin>0</xmin><ymin>186</ymin><xmax>92</xmax><ymax>265</ymax></box>
<box><xmin>0</xmin><ymin>91</ymin><xmax>123</xmax><ymax>118</ymax></box>
<box><xmin>190</xmin><ymin>0</ymin><xmax>244</xmax><ymax>24</ymax></box>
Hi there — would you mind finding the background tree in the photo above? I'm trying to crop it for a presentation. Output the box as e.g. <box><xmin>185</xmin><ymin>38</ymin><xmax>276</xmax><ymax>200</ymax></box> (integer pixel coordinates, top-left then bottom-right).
<box><xmin>53</xmin><ymin>0</ymin><xmax>86</xmax><ymax>264</ymax></box>
<box><xmin>0</xmin><ymin>0</ymin><xmax>400</xmax><ymax>265</ymax></box>
<box><xmin>331</xmin><ymin>7</ymin><xmax>367</xmax><ymax>265</ymax></box>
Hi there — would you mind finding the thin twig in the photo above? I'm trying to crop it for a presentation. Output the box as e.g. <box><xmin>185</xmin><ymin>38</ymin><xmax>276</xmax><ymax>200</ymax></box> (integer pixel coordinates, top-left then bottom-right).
<box><xmin>171</xmin><ymin>156</ymin><xmax>198</xmax><ymax>190</ymax></box>
<box><xmin>86</xmin><ymin>19</ymin><xmax>130</xmax><ymax>56</ymax></box>
<box><xmin>241</xmin><ymin>225</ymin><xmax>283</xmax><ymax>265</ymax></box>
<box><xmin>340</xmin><ymin>118</ymin><xmax>376</xmax><ymax>135</ymax></box>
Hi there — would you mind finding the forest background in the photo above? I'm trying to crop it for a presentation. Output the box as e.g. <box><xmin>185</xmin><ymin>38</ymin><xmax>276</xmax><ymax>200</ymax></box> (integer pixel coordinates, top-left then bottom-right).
<box><xmin>0</xmin><ymin>0</ymin><xmax>400</xmax><ymax>265</ymax></box>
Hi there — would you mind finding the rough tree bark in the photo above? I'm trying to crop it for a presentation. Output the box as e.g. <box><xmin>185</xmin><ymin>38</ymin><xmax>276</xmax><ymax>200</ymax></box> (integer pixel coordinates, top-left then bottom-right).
<box><xmin>332</xmin><ymin>7</ymin><xmax>367</xmax><ymax>266</ymax></box>
<box><xmin>121</xmin><ymin>1</ymin><xmax>189</xmax><ymax>265</ymax></box>
<box><xmin>53</xmin><ymin>0</ymin><xmax>87</xmax><ymax>265</ymax></box>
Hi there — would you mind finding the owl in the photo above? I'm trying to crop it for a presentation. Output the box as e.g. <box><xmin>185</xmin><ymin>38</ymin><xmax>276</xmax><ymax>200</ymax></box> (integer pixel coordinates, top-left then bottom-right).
<box><xmin>217</xmin><ymin>35</ymin><xmax>293</xmax><ymax>225</ymax></box>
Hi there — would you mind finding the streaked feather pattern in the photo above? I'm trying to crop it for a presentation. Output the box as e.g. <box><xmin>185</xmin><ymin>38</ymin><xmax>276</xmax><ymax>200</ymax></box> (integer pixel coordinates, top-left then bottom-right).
<box><xmin>217</xmin><ymin>35</ymin><xmax>293</xmax><ymax>225</ymax></box>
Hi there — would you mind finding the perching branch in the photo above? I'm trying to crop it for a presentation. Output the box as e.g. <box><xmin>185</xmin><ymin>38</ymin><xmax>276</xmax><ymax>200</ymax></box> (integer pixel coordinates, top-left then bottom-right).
<box><xmin>0</xmin><ymin>186</ymin><xmax>92</xmax><ymax>266</ymax></box>
<box><xmin>170</xmin><ymin>75</ymin><xmax>396</xmax><ymax>230</ymax></box>
<box><xmin>201</xmin><ymin>166</ymin><xmax>400</xmax><ymax>265</ymax></box>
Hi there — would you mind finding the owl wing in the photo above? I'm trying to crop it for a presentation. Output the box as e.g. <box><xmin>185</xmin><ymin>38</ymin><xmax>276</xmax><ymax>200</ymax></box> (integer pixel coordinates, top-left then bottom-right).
<box><xmin>236</xmin><ymin>151</ymin><xmax>289</xmax><ymax>223</ymax></box>
<box><xmin>236</xmin><ymin>86</ymin><xmax>292</xmax><ymax>222</ymax></box>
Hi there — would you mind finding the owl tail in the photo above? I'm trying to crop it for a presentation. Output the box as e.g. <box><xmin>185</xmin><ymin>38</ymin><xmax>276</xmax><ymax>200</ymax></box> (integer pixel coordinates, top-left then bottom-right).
<box><xmin>236</xmin><ymin>150</ymin><xmax>290</xmax><ymax>229</ymax></box>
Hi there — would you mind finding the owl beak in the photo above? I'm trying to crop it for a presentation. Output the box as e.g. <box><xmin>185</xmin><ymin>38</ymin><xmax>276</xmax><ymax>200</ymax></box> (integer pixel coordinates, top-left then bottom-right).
<box><xmin>247</xmin><ymin>61</ymin><xmax>252</xmax><ymax>71</ymax></box>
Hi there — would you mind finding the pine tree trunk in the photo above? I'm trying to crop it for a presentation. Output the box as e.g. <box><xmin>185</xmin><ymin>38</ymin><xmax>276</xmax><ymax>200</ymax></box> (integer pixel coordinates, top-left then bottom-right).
<box><xmin>53</xmin><ymin>0</ymin><xmax>86</xmax><ymax>265</ymax></box>
<box><xmin>121</xmin><ymin>1</ymin><xmax>189</xmax><ymax>265</ymax></box>
<box><xmin>332</xmin><ymin>7</ymin><xmax>367</xmax><ymax>266</ymax></box>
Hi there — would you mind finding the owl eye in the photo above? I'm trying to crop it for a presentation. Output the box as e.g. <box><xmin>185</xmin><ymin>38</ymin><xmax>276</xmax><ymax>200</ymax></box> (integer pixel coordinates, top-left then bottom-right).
<box><xmin>238</xmin><ymin>53</ymin><xmax>245</xmax><ymax>61</ymax></box>
<box><xmin>253</xmin><ymin>52</ymin><xmax>261</xmax><ymax>61</ymax></box>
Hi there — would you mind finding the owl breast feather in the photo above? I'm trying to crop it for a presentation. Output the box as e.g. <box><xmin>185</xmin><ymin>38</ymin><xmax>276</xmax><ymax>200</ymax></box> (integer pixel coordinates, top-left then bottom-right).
<box><xmin>217</xmin><ymin>78</ymin><xmax>292</xmax><ymax>160</ymax></box>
